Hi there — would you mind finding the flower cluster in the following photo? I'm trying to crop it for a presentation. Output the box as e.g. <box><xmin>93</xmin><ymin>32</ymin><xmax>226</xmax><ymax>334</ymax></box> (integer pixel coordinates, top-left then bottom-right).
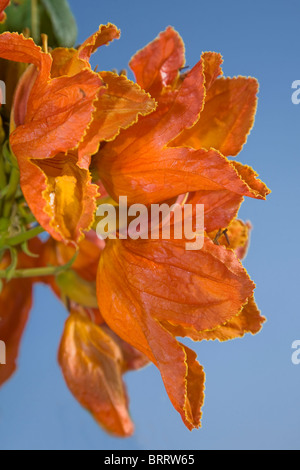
<box><xmin>0</xmin><ymin>0</ymin><xmax>270</xmax><ymax>436</ymax></box>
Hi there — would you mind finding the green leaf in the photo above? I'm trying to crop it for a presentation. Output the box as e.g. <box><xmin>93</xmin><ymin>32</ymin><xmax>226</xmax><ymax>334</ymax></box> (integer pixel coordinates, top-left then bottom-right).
<box><xmin>0</xmin><ymin>0</ymin><xmax>78</xmax><ymax>48</ymax></box>
<box><xmin>40</xmin><ymin>0</ymin><xmax>77</xmax><ymax>47</ymax></box>
<box><xmin>0</xmin><ymin>1</ymin><xmax>32</xmax><ymax>35</ymax></box>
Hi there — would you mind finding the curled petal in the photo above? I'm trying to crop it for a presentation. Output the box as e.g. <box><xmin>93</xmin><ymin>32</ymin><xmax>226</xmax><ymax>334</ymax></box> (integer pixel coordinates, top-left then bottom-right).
<box><xmin>172</xmin><ymin>76</ymin><xmax>259</xmax><ymax>157</ymax></box>
<box><xmin>78</xmin><ymin>72</ymin><xmax>156</xmax><ymax>163</ymax></box>
<box><xmin>165</xmin><ymin>296</ymin><xmax>265</xmax><ymax>342</ymax></box>
<box><xmin>130</xmin><ymin>26</ymin><xmax>185</xmax><ymax>97</ymax></box>
<box><xmin>231</xmin><ymin>161</ymin><xmax>271</xmax><ymax>199</ymax></box>
<box><xmin>59</xmin><ymin>312</ymin><xmax>134</xmax><ymax>437</ymax></box>
<box><xmin>199</xmin><ymin>296</ymin><xmax>265</xmax><ymax>341</ymax></box>
<box><xmin>78</xmin><ymin>24</ymin><xmax>120</xmax><ymax>61</ymax></box>
<box><xmin>51</xmin><ymin>23</ymin><xmax>120</xmax><ymax>76</ymax></box>
<box><xmin>11</xmin><ymin>69</ymin><xmax>103</xmax><ymax>161</ymax></box>
<box><xmin>29</xmin><ymin>153</ymin><xmax>99</xmax><ymax>243</ymax></box>
<box><xmin>202</xmin><ymin>51</ymin><xmax>223</xmax><ymax>91</ymax></box>
<box><xmin>97</xmin><ymin>237</ymin><xmax>255</xmax><ymax>428</ymax></box>
<box><xmin>17</xmin><ymin>153</ymin><xmax>98</xmax><ymax>244</ymax></box>
<box><xmin>185</xmin><ymin>164</ymin><xmax>269</xmax><ymax>234</ymax></box>
<box><xmin>12</xmin><ymin>64</ymin><xmax>38</xmax><ymax>128</ymax></box>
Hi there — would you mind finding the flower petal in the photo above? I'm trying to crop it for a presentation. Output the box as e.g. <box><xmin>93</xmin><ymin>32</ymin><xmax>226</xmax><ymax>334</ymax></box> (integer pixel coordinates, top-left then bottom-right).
<box><xmin>11</xmin><ymin>69</ymin><xmax>103</xmax><ymax>161</ymax></box>
<box><xmin>50</xmin><ymin>48</ymin><xmax>86</xmax><ymax>78</ymax></box>
<box><xmin>184</xmin><ymin>163</ymin><xmax>269</xmax><ymax>234</ymax></box>
<box><xmin>59</xmin><ymin>311</ymin><xmax>134</xmax><ymax>437</ymax></box>
<box><xmin>231</xmin><ymin>161</ymin><xmax>271</xmax><ymax>199</ymax></box>
<box><xmin>78</xmin><ymin>72</ymin><xmax>156</xmax><ymax>163</ymax></box>
<box><xmin>28</xmin><ymin>153</ymin><xmax>99</xmax><ymax>243</ymax></box>
<box><xmin>102</xmin><ymin>325</ymin><xmax>149</xmax><ymax>373</ymax></box>
<box><xmin>130</xmin><ymin>26</ymin><xmax>185</xmax><ymax>98</ymax></box>
<box><xmin>202</xmin><ymin>51</ymin><xmax>223</xmax><ymax>90</ymax></box>
<box><xmin>165</xmin><ymin>296</ymin><xmax>265</xmax><ymax>342</ymax></box>
<box><xmin>97</xmin><ymin>237</ymin><xmax>255</xmax><ymax>428</ymax></box>
<box><xmin>0</xmin><ymin>278</ymin><xmax>32</xmax><ymax>386</ymax></box>
<box><xmin>187</xmin><ymin>190</ymin><xmax>244</xmax><ymax>233</ymax></box>
<box><xmin>99</xmin><ymin>144</ymin><xmax>269</xmax><ymax>206</ymax></box>
<box><xmin>199</xmin><ymin>296</ymin><xmax>266</xmax><ymax>341</ymax></box>
<box><xmin>0</xmin><ymin>239</ymin><xmax>42</xmax><ymax>386</ymax></box>
<box><xmin>12</xmin><ymin>64</ymin><xmax>38</xmax><ymax>128</ymax></box>
<box><xmin>78</xmin><ymin>24</ymin><xmax>120</xmax><ymax>61</ymax></box>
<box><xmin>172</xmin><ymin>76</ymin><xmax>259</xmax><ymax>156</ymax></box>
<box><xmin>0</xmin><ymin>0</ymin><xmax>9</xmax><ymax>23</ymax></box>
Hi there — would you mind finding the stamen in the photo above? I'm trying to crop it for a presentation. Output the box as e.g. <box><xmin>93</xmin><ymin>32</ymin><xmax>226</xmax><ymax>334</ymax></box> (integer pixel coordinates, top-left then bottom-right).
<box><xmin>41</xmin><ymin>34</ymin><xmax>48</xmax><ymax>54</ymax></box>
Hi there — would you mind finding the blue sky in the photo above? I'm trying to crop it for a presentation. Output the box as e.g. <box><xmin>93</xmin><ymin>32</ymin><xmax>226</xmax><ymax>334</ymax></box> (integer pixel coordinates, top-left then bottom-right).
<box><xmin>0</xmin><ymin>0</ymin><xmax>299</xmax><ymax>450</ymax></box>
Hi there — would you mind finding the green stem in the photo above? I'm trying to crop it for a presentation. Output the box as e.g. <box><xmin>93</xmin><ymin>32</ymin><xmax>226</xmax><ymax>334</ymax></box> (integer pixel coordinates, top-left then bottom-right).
<box><xmin>0</xmin><ymin>153</ymin><xmax>6</xmax><ymax>191</ymax></box>
<box><xmin>0</xmin><ymin>151</ymin><xmax>7</xmax><ymax>215</ymax></box>
<box><xmin>4</xmin><ymin>225</ymin><xmax>45</xmax><ymax>247</ymax></box>
<box><xmin>0</xmin><ymin>252</ymin><xmax>78</xmax><ymax>279</ymax></box>
<box><xmin>3</xmin><ymin>166</ymin><xmax>20</xmax><ymax>218</ymax></box>
<box><xmin>31</xmin><ymin>0</ymin><xmax>40</xmax><ymax>43</ymax></box>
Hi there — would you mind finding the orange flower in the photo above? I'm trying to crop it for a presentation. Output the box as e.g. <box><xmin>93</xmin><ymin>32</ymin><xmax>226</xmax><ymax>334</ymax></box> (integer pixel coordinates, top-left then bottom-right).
<box><xmin>0</xmin><ymin>25</ymin><xmax>155</xmax><ymax>245</ymax></box>
<box><xmin>59</xmin><ymin>311</ymin><xmax>148</xmax><ymax>437</ymax></box>
<box><xmin>93</xmin><ymin>27</ymin><xmax>270</xmax><ymax>430</ymax></box>
<box><xmin>0</xmin><ymin>25</ymin><xmax>270</xmax><ymax>435</ymax></box>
